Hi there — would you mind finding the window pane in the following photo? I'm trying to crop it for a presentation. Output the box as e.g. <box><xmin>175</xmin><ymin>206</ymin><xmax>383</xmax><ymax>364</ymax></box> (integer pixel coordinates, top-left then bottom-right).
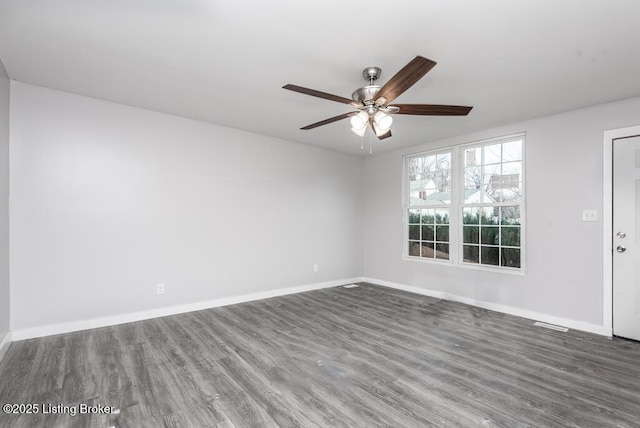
<box><xmin>435</xmin><ymin>225</ymin><xmax>449</xmax><ymax>242</ymax></box>
<box><xmin>498</xmin><ymin>162</ymin><xmax>522</xmax><ymax>202</ymax></box>
<box><xmin>463</xmin><ymin>207</ymin><xmax>480</xmax><ymax>224</ymax></box>
<box><xmin>409</xmin><ymin>225</ymin><xmax>420</xmax><ymax>240</ymax></box>
<box><xmin>483</xmin><ymin>164</ymin><xmax>502</xmax><ymax>203</ymax></box>
<box><xmin>424</xmin><ymin>187</ymin><xmax>451</xmax><ymax>205</ymax></box>
<box><xmin>502</xmin><ymin>161</ymin><xmax>521</xmax><ymax>177</ymax></box>
<box><xmin>463</xmin><ymin>226</ymin><xmax>479</xmax><ymax>244</ymax></box>
<box><xmin>481</xmin><ymin>246</ymin><xmax>500</xmax><ymax>266</ymax></box>
<box><xmin>500</xmin><ymin>206</ymin><xmax>521</xmax><ymax>225</ymax></box>
<box><xmin>464</xmin><ymin>147</ymin><xmax>480</xmax><ymax>167</ymax></box>
<box><xmin>481</xmin><ymin>227</ymin><xmax>499</xmax><ymax>245</ymax></box>
<box><xmin>463</xmin><ymin>245</ymin><xmax>479</xmax><ymax>263</ymax></box>
<box><xmin>409</xmin><ymin>241</ymin><xmax>421</xmax><ymax>257</ymax></box>
<box><xmin>503</xmin><ymin>140</ymin><xmax>522</xmax><ymax>161</ymax></box>
<box><xmin>435</xmin><ymin>153</ymin><xmax>451</xmax><ymax>199</ymax></box>
<box><xmin>482</xmin><ymin>163</ymin><xmax>501</xmax><ymax>175</ymax></box>
<box><xmin>484</xmin><ymin>143</ymin><xmax>502</xmax><ymax>164</ymax></box>
<box><xmin>435</xmin><ymin>209</ymin><xmax>449</xmax><ymax>224</ymax></box>
<box><xmin>464</xmin><ymin>188</ymin><xmax>482</xmax><ymax>204</ymax></box>
<box><xmin>464</xmin><ymin>167</ymin><xmax>482</xmax><ymax>203</ymax></box>
<box><xmin>409</xmin><ymin>192</ymin><xmax>432</xmax><ymax>206</ymax></box>
<box><xmin>408</xmin><ymin>175</ymin><xmax>432</xmax><ymax>206</ymax></box>
<box><xmin>501</xmin><ymin>227</ymin><xmax>521</xmax><ymax>247</ymax></box>
<box><xmin>498</xmin><ymin>187</ymin><xmax>522</xmax><ymax>203</ymax></box>
<box><xmin>421</xmin><ymin>209</ymin><xmax>435</xmax><ymax>224</ymax></box>
<box><xmin>408</xmin><ymin>153</ymin><xmax>451</xmax><ymax>206</ymax></box>
<box><xmin>421</xmin><ymin>242</ymin><xmax>435</xmax><ymax>258</ymax></box>
<box><xmin>437</xmin><ymin>152</ymin><xmax>451</xmax><ymax>168</ymax></box>
<box><xmin>408</xmin><ymin>209</ymin><xmax>421</xmax><ymax>224</ymax></box>
<box><xmin>501</xmin><ymin>248</ymin><xmax>521</xmax><ymax>268</ymax></box>
<box><xmin>480</xmin><ymin>208</ymin><xmax>499</xmax><ymax>225</ymax></box>
<box><xmin>421</xmin><ymin>225</ymin><xmax>434</xmax><ymax>241</ymax></box>
<box><xmin>436</xmin><ymin>243</ymin><xmax>449</xmax><ymax>260</ymax></box>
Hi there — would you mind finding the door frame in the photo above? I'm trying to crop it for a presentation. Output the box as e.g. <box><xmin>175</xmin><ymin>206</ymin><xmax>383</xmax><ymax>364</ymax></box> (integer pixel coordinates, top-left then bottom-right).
<box><xmin>603</xmin><ymin>125</ymin><xmax>640</xmax><ymax>337</ymax></box>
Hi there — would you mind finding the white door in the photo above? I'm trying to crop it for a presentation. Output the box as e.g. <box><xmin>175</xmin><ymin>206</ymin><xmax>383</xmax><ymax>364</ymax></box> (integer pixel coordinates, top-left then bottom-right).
<box><xmin>613</xmin><ymin>135</ymin><xmax>640</xmax><ymax>340</ymax></box>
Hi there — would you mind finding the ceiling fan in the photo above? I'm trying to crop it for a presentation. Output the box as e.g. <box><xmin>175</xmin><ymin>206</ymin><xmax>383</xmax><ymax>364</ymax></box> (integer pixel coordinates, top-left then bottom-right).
<box><xmin>283</xmin><ymin>56</ymin><xmax>473</xmax><ymax>140</ymax></box>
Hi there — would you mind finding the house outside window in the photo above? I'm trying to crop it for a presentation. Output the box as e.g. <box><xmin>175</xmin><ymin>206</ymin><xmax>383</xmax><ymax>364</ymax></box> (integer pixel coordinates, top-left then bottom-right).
<box><xmin>404</xmin><ymin>134</ymin><xmax>525</xmax><ymax>271</ymax></box>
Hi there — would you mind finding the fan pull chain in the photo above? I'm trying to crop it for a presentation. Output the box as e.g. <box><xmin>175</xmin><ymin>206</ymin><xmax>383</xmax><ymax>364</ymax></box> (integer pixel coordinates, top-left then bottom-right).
<box><xmin>369</xmin><ymin>129</ymin><xmax>373</xmax><ymax>154</ymax></box>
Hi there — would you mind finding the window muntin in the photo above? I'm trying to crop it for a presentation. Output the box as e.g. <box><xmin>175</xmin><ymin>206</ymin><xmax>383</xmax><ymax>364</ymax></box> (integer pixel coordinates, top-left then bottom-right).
<box><xmin>404</xmin><ymin>134</ymin><xmax>524</xmax><ymax>271</ymax></box>
<box><xmin>462</xmin><ymin>136</ymin><xmax>523</xmax><ymax>269</ymax></box>
<box><xmin>407</xmin><ymin>152</ymin><xmax>452</xmax><ymax>206</ymax></box>
<box><xmin>406</xmin><ymin>151</ymin><xmax>451</xmax><ymax>260</ymax></box>
<box><xmin>408</xmin><ymin>208</ymin><xmax>450</xmax><ymax>260</ymax></box>
<box><xmin>462</xmin><ymin>206</ymin><xmax>521</xmax><ymax>268</ymax></box>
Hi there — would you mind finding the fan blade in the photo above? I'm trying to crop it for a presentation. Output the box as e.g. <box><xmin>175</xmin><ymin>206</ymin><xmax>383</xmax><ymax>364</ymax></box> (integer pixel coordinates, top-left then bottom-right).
<box><xmin>300</xmin><ymin>111</ymin><xmax>358</xmax><ymax>130</ymax></box>
<box><xmin>375</xmin><ymin>56</ymin><xmax>437</xmax><ymax>104</ymax></box>
<box><xmin>283</xmin><ymin>84</ymin><xmax>357</xmax><ymax>105</ymax></box>
<box><xmin>393</xmin><ymin>104</ymin><xmax>473</xmax><ymax>116</ymax></box>
<box><xmin>379</xmin><ymin>106</ymin><xmax>400</xmax><ymax>114</ymax></box>
<box><xmin>369</xmin><ymin>117</ymin><xmax>392</xmax><ymax>140</ymax></box>
<box><xmin>378</xmin><ymin>129</ymin><xmax>392</xmax><ymax>140</ymax></box>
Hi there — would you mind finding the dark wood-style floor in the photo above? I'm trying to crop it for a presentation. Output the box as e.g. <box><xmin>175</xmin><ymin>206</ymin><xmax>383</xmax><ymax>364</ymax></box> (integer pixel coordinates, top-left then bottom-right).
<box><xmin>1</xmin><ymin>283</ymin><xmax>639</xmax><ymax>427</ymax></box>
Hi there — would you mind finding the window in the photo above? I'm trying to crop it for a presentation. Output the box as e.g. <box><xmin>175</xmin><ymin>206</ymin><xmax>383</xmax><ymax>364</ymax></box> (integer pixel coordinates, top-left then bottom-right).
<box><xmin>404</xmin><ymin>134</ymin><xmax>525</xmax><ymax>270</ymax></box>
<box><xmin>407</xmin><ymin>151</ymin><xmax>452</xmax><ymax>260</ymax></box>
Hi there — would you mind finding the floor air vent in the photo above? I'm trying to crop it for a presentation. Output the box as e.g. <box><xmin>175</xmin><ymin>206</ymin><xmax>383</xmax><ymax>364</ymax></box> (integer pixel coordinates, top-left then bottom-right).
<box><xmin>534</xmin><ymin>321</ymin><xmax>569</xmax><ymax>332</ymax></box>
<box><xmin>343</xmin><ymin>284</ymin><xmax>359</xmax><ymax>289</ymax></box>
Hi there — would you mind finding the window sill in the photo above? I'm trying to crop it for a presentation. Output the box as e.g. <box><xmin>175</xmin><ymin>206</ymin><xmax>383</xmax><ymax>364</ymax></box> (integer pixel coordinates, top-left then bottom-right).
<box><xmin>403</xmin><ymin>255</ymin><xmax>526</xmax><ymax>276</ymax></box>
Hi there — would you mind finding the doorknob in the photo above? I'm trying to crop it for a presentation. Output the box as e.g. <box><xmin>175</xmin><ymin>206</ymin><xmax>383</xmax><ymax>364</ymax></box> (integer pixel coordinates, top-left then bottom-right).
<box><xmin>617</xmin><ymin>245</ymin><xmax>626</xmax><ymax>253</ymax></box>
<box><xmin>617</xmin><ymin>231</ymin><xmax>626</xmax><ymax>239</ymax></box>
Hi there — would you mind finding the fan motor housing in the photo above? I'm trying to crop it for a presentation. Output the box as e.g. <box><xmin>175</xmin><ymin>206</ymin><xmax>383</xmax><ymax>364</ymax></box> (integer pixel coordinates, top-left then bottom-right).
<box><xmin>352</xmin><ymin>85</ymin><xmax>381</xmax><ymax>105</ymax></box>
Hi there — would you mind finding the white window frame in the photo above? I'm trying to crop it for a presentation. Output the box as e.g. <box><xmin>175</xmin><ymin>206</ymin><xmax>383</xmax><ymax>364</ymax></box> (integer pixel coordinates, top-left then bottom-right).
<box><xmin>404</xmin><ymin>148</ymin><xmax>455</xmax><ymax>263</ymax></box>
<box><xmin>403</xmin><ymin>133</ymin><xmax>526</xmax><ymax>273</ymax></box>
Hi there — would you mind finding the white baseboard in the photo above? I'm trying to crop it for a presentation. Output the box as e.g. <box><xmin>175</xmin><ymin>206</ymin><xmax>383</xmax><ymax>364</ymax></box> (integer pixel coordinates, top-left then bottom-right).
<box><xmin>12</xmin><ymin>277</ymin><xmax>362</xmax><ymax>341</ymax></box>
<box><xmin>362</xmin><ymin>277</ymin><xmax>612</xmax><ymax>337</ymax></box>
<box><xmin>11</xmin><ymin>276</ymin><xmax>612</xmax><ymax>341</ymax></box>
<box><xmin>0</xmin><ymin>331</ymin><xmax>11</xmax><ymax>362</ymax></box>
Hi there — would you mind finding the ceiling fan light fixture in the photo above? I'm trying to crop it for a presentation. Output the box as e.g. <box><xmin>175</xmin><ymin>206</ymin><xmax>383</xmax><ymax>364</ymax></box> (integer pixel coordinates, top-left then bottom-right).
<box><xmin>374</xmin><ymin>111</ymin><xmax>393</xmax><ymax>131</ymax></box>
<box><xmin>350</xmin><ymin>111</ymin><xmax>369</xmax><ymax>130</ymax></box>
<box><xmin>373</xmin><ymin>124</ymin><xmax>387</xmax><ymax>137</ymax></box>
<box><xmin>351</xmin><ymin>126</ymin><xmax>366</xmax><ymax>137</ymax></box>
<box><xmin>283</xmin><ymin>55</ymin><xmax>473</xmax><ymax>144</ymax></box>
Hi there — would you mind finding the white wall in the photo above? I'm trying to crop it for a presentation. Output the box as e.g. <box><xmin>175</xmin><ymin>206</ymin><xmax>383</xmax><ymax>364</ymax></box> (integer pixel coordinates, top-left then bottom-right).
<box><xmin>363</xmin><ymin>96</ymin><xmax>640</xmax><ymax>331</ymax></box>
<box><xmin>0</xmin><ymin>59</ymin><xmax>10</xmax><ymax>349</ymax></box>
<box><xmin>10</xmin><ymin>82</ymin><xmax>363</xmax><ymax>333</ymax></box>
<box><xmin>10</xmin><ymin>78</ymin><xmax>640</xmax><ymax>338</ymax></box>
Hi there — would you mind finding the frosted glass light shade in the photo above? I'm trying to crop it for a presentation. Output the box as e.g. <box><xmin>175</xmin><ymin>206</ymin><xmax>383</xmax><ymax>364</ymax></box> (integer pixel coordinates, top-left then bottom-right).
<box><xmin>374</xmin><ymin>111</ymin><xmax>393</xmax><ymax>131</ymax></box>
<box><xmin>374</xmin><ymin>125</ymin><xmax>387</xmax><ymax>137</ymax></box>
<box><xmin>351</xmin><ymin>126</ymin><xmax>365</xmax><ymax>137</ymax></box>
<box><xmin>350</xmin><ymin>111</ymin><xmax>369</xmax><ymax>130</ymax></box>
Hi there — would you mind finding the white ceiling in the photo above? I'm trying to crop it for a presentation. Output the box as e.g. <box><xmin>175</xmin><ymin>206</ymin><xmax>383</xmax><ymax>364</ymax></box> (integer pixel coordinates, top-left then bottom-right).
<box><xmin>1</xmin><ymin>0</ymin><xmax>640</xmax><ymax>155</ymax></box>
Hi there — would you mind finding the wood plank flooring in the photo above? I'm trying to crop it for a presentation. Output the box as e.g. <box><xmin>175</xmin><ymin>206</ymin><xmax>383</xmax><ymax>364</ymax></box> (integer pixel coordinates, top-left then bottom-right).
<box><xmin>1</xmin><ymin>283</ymin><xmax>640</xmax><ymax>427</ymax></box>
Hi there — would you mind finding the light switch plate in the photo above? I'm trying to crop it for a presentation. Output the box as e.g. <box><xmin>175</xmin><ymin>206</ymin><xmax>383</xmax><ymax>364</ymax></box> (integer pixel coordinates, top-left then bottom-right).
<box><xmin>582</xmin><ymin>209</ymin><xmax>598</xmax><ymax>222</ymax></box>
